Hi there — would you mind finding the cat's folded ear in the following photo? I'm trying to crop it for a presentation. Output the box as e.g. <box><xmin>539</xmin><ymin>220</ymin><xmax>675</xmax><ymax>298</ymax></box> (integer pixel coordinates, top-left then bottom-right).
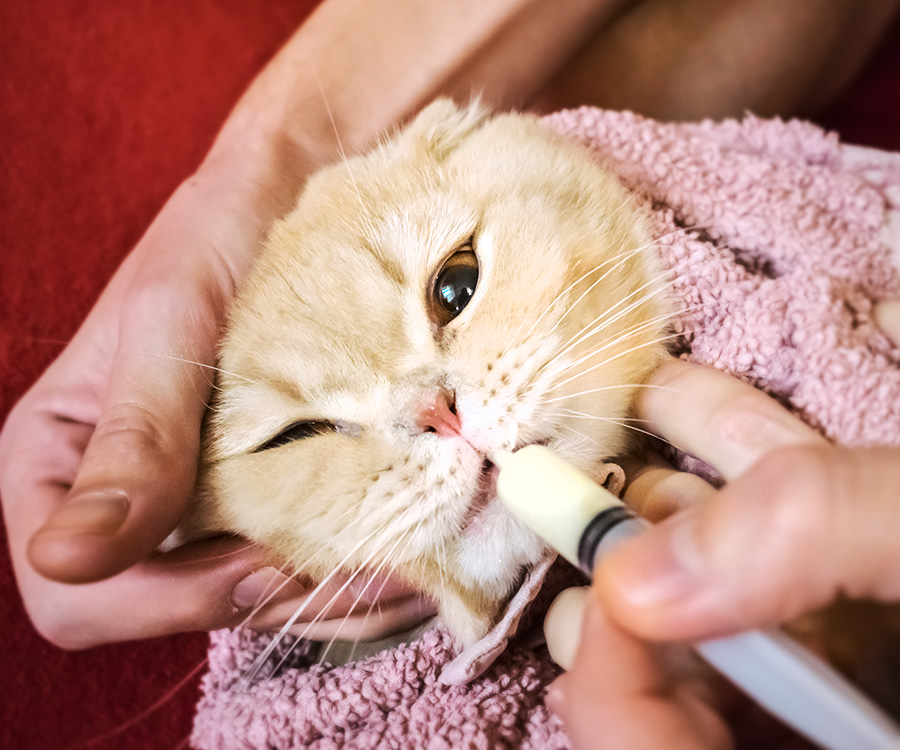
<box><xmin>403</xmin><ymin>98</ymin><xmax>490</xmax><ymax>160</ymax></box>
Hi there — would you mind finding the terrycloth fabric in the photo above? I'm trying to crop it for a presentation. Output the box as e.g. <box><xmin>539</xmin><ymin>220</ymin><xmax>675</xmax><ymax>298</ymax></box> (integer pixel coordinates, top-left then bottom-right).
<box><xmin>191</xmin><ymin>109</ymin><xmax>900</xmax><ymax>750</ymax></box>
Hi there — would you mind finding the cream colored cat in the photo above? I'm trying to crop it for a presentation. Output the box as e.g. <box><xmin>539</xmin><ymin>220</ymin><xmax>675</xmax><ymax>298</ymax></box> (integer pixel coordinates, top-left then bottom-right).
<box><xmin>194</xmin><ymin>100</ymin><xmax>671</xmax><ymax>648</ymax></box>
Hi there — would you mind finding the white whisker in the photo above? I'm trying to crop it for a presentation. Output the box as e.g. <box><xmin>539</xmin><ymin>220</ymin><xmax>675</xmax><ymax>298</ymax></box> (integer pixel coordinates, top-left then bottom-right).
<box><xmin>313</xmin><ymin>522</ymin><xmax>416</xmax><ymax>666</ymax></box>
<box><xmin>549</xmin><ymin>311</ymin><xmax>681</xmax><ymax>384</ymax></box>
<box><xmin>544</xmin><ymin>381</ymin><xmax>678</xmax><ymax>404</ymax></box>
<box><xmin>346</xmin><ymin>565</ymin><xmax>408</xmax><ymax>663</ymax></box>
<box><xmin>547</xmin><ymin>331</ymin><xmax>682</xmax><ymax>395</ymax></box>
<box><xmin>501</xmin><ymin>242</ymin><xmax>651</xmax><ymax>357</ymax></box>
<box><xmin>246</xmin><ymin>500</ymin><xmax>423</xmax><ymax>681</ymax></box>
<box><xmin>119</xmin><ymin>348</ymin><xmax>259</xmax><ymax>385</ymax></box>
<box><xmin>554</xmin><ymin>410</ymin><xmax>670</xmax><ymax>444</ymax></box>
<box><xmin>241</xmin><ymin>514</ymin><xmax>402</xmax><ymax>684</ymax></box>
<box><xmin>315</xmin><ymin>79</ymin><xmax>384</xmax><ymax>261</ymax></box>
<box><xmin>547</xmin><ymin>275</ymin><xmax>673</xmax><ymax>368</ymax></box>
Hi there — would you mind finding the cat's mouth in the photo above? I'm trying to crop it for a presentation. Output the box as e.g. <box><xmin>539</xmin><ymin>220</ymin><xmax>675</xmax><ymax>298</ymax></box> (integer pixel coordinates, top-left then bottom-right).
<box><xmin>460</xmin><ymin>458</ymin><xmax>500</xmax><ymax>533</ymax></box>
<box><xmin>460</xmin><ymin>438</ymin><xmax>551</xmax><ymax>533</ymax></box>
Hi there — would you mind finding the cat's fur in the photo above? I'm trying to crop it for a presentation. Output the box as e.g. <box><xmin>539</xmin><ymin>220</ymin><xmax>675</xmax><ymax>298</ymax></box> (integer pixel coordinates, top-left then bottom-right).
<box><xmin>193</xmin><ymin>100</ymin><xmax>671</xmax><ymax>647</ymax></box>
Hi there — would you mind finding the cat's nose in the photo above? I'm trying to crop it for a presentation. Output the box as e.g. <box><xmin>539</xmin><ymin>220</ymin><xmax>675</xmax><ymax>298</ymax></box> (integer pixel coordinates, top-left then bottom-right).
<box><xmin>415</xmin><ymin>389</ymin><xmax>462</xmax><ymax>438</ymax></box>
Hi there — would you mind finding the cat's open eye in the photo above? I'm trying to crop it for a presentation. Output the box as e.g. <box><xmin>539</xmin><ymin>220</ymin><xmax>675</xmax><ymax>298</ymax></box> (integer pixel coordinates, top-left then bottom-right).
<box><xmin>431</xmin><ymin>244</ymin><xmax>479</xmax><ymax>327</ymax></box>
<box><xmin>254</xmin><ymin>420</ymin><xmax>337</xmax><ymax>452</ymax></box>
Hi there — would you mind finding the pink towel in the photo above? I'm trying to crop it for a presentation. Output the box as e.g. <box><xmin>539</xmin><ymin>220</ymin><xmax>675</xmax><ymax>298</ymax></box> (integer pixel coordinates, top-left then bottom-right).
<box><xmin>191</xmin><ymin>108</ymin><xmax>900</xmax><ymax>749</ymax></box>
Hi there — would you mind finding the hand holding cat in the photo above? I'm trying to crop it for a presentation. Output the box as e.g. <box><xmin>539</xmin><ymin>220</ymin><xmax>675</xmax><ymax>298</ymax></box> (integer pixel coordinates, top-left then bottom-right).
<box><xmin>0</xmin><ymin>0</ymin><xmax>679</xmax><ymax>653</ymax></box>
<box><xmin>546</xmin><ymin>356</ymin><xmax>900</xmax><ymax>748</ymax></box>
<box><xmin>0</xmin><ymin>138</ymin><xmax>430</xmax><ymax>648</ymax></box>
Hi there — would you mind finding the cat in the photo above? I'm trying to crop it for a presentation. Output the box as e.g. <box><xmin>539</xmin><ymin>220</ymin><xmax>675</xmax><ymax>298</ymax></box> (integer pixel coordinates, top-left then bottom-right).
<box><xmin>186</xmin><ymin>99</ymin><xmax>672</xmax><ymax>649</ymax></box>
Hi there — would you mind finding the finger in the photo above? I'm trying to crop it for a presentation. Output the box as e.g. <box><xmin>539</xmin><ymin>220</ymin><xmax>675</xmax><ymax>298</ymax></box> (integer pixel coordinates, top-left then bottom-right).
<box><xmin>545</xmin><ymin>586</ymin><xmax>590</xmax><ymax>670</ymax></box>
<box><xmin>638</xmin><ymin>358</ymin><xmax>825</xmax><ymax>480</ymax></box>
<box><xmin>20</xmin><ymin>537</ymin><xmax>280</xmax><ymax>648</ymax></box>
<box><xmin>4</xmin><ymin>380</ymin><xmax>434</xmax><ymax>644</ymax></box>
<box><xmin>551</xmin><ymin>591</ymin><xmax>730</xmax><ymax>750</ymax></box>
<box><xmin>28</xmin><ymin>270</ymin><xmax>227</xmax><ymax>582</ymax></box>
<box><xmin>598</xmin><ymin>446</ymin><xmax>900</xmax><ymax>641</ymax></box>
<box><xmin>622</xmin><ymin>452</ymin><xmax>718</xmax><ymax>522</ymax></box>
<box><xmin>874</xmin><ymin>298</ymin><xmax>900</xmax><ymax>347</ymax></box>
<box><xmin>2</xmin><ymin>394</ymin><xmax>276</xmax><ymax>645</ymax></box>
<box><xmin>283</xmin><ymin>594</ymin><xmax>435</xmax><ymax>641</ymax></box>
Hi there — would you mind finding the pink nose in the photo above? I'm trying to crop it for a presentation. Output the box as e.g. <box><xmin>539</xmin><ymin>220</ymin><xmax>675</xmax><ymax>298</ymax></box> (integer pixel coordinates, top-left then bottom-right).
<box><xmin>415</xmin><ymin>389</ymin><xmax>462</xmax><ymax>438</ymax></box>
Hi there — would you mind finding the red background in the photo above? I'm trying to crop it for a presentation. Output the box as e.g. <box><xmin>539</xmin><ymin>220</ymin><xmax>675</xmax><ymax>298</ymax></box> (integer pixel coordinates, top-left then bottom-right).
<box><xmin>1</xmin><ymin>3</ymin><xmax>899</xmax><ymax>748</ymax></box>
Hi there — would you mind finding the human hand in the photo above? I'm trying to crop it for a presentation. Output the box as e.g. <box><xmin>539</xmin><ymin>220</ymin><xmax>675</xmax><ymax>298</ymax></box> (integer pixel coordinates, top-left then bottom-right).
<box><xmin>0</xmin><ymin>140</ymin><xmax>429</xmax><ymax>650</ymax></box>
<box><xmin>0</xmin><ymin>0</ymin><xmax>658</xmax><ymax>654</ymax></box>
<box><xmin>545</xmin><ymin>357</ymin><xmax>900</xmax><ymax>748</ymax></box>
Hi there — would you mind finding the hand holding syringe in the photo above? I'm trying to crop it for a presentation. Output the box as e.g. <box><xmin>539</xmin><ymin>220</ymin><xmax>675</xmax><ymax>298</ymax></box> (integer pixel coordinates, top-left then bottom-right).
<box><xmin>492</xmin><ymin>359</ymin><xmax>900</xmax><ymax>750</ymax></box>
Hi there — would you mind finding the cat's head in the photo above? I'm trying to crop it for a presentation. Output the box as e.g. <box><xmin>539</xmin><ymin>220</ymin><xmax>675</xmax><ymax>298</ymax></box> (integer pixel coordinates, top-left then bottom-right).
<box><xmin>201</xmin><ymin>100</ymin><xmax>670</xmax><ymax>647</ymax></box>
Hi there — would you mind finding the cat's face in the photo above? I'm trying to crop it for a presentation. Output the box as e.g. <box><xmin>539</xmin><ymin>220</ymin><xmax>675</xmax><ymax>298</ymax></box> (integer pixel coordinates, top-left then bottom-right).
<box><xmin>202</xmin><ymin>101</ymin><xmax>670</xmax><ymax>646</ymax></box>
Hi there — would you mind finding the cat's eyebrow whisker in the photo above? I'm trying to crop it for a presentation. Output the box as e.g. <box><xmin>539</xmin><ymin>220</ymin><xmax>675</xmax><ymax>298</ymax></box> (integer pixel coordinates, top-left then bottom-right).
<box><xmin>315</xmin><ymin>78</ymin><xmax>385</xmax><ymax>262</ymax></box>
<box><xmin>118</xmin><ymin>348</ymin><xmax>260</xmax><ymax>385</ymax></box>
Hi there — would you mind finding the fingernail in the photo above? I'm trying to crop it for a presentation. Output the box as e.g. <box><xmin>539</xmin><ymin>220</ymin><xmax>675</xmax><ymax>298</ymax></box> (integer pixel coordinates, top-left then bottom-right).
<box><xmin>232</xmin><ymin>567</ymin><xmax>290</xmax><ymax>609</ymax></box>
<box><xmin>609</xmin><ymin>514</ymin><xmax>705</xmax><ymax>608</ymax></box>
<box><xmin>544</xmin><ymin>587</ymin><xmax>589</xmax><ymax>671</ymax></box>
<box><xmin>43</xmin><ymin>494</ymin><xmax>130</xmax><ymax>535</ymax></box>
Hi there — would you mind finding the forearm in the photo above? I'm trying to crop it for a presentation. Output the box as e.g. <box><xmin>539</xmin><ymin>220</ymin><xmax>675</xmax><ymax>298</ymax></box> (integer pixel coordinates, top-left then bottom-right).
<box><xmin>538</xmin><ymin>0</ymin><xmax>900</xmax><ymax>120</ymax></box>
<box><xmin>211</xmin><ymin>0</ymin><xmax>635</xmax><ymax>166</ymax></box>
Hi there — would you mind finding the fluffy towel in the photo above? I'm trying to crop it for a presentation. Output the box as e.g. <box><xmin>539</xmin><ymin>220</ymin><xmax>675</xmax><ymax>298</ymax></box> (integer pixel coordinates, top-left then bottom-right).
<box><xmin>191</xmin><ymin>109</ymin><xmax>900</xmax><ymax>750</ymax></box>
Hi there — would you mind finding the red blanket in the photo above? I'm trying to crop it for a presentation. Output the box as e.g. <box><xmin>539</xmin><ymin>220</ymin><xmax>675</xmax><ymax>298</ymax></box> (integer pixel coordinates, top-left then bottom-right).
<box><xmin>1</xmin><ymin>3</ymin><xmax>899</xmax><ymax>748</ymax></box>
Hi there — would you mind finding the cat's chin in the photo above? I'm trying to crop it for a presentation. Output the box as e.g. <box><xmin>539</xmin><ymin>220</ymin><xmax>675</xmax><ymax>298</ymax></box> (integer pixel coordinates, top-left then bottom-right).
<box><xmin>455</xmin><ymin>498</ymin><xmax>544</xmax><ymax>590</ymax></box>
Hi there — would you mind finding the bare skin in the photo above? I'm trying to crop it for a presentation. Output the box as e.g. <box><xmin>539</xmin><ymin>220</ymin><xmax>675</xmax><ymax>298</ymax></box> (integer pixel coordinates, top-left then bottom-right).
<box><xmin>540</xmin><ymin>0</ymin><xmax>900</xmax><ymax>119</ymax></box>
<box><xmin>1</xmin><ymin>0</ymin><xmax>898</xmax><ymax>655</ymax></box>
<box><xmin>546</xmin><ymin>351</ymin><xmax>900</xmax><ymax>748</ymax></box>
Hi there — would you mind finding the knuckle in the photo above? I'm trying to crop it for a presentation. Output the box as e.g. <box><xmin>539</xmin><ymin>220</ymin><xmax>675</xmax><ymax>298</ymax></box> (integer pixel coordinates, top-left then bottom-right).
<box><xmin>708</xmin><ymin>391</ymin><xmax>817</xmax><ymax>458</ymax></box>
<box><xmin>738</xmin><ymin>446</ymin><xmax>839</xmax><ymax>617</ymax></box>
<box><xmin>92</xmin><ymin>401</ymin><xmax>170</xmax><ymax>456</ymax></box>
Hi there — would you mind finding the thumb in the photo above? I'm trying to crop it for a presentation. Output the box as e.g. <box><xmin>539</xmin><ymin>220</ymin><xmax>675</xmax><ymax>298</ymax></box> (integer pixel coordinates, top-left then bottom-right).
<box><xmin>29</xmin><ymin>319</ymin><xmax>216</xmax><ymax>583</ymax></box>
<box><xmin>597</xmin><ymin>446</ymin><xmax>900</xmax><ymax>641</ymax></box>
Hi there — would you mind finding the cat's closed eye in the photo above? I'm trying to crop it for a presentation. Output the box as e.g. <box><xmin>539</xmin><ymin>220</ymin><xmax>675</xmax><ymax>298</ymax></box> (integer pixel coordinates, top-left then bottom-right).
<box><xmin>431</xmin><ymin>242</ymin><xmax>478</xmax><ymax>327</ymax></box>
<box><xmin>253</xmin><ymin>420</ymin><xmax>338</xmax><ymax>452</ymax></box>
